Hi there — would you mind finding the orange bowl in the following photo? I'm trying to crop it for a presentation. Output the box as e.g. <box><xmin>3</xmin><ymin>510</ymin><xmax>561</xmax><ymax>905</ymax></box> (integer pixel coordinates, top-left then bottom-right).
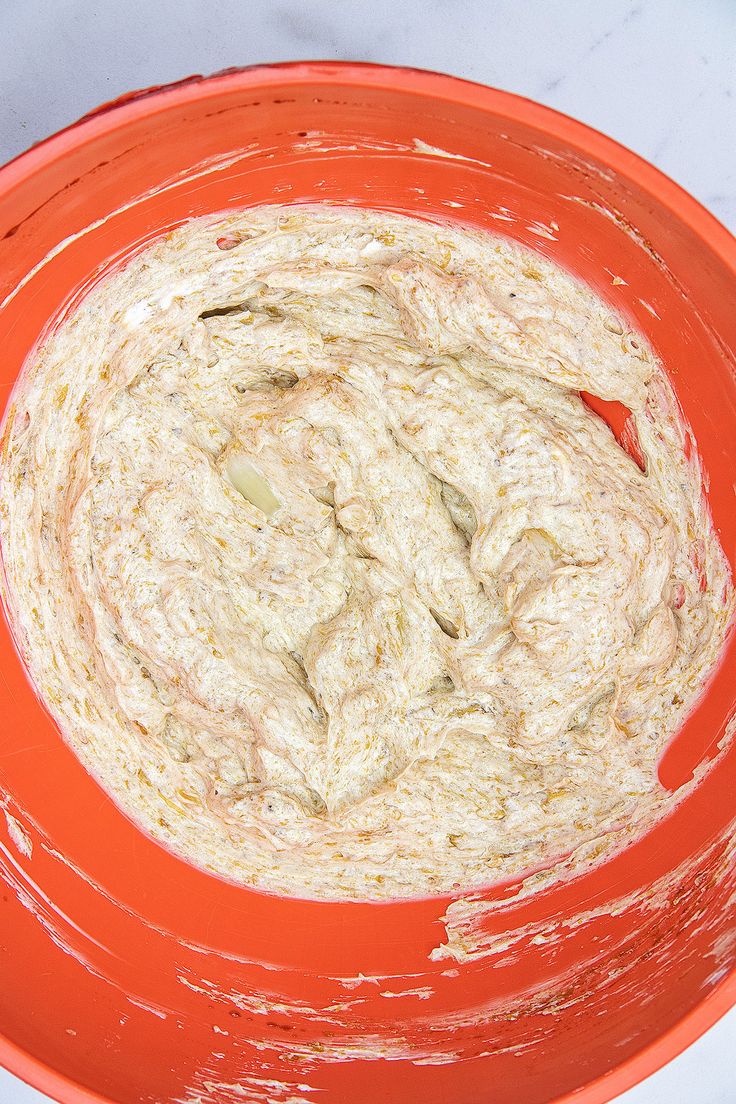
<box><xmin>0</xmin><ymin>62</ymin><xmax>734</xmax><ymax>1104</ymax></box>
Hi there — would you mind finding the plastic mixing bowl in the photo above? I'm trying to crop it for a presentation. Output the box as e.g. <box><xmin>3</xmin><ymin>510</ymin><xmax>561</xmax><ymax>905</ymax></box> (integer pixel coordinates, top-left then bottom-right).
<box><xmin>0</xmin><ymin>62</ymin><xmax>734</xmax><ymax>1104</ymax></box>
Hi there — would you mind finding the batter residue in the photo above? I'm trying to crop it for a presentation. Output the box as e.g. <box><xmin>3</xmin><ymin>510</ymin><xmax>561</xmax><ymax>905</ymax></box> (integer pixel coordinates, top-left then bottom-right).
<box><xmin>0</xmin><ymin>206</ymin><xmax>731</xmax><ymax>898</ymax></box>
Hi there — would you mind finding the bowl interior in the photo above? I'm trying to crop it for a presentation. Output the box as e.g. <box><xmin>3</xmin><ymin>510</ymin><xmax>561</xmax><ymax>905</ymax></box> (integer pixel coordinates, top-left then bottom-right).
<box><xmin>0</xmin><ymin>64</ymin><xmax>735</xmax><ymax>1104</ymax></box>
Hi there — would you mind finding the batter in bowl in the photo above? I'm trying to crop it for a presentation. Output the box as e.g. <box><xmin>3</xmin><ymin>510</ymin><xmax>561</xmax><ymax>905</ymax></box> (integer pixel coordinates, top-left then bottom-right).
<box><xmin>0</xmin><ymin>206</ymin><xmax>731</xmax><ymax>898</ymax></box>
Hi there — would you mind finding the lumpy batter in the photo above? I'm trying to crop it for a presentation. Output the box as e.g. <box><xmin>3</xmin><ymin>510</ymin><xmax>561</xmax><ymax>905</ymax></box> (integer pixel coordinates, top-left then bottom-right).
<box><xmin>0</xmin><ymin>207</ymin><xmax>731</xmax><ymax>898</ymax></box>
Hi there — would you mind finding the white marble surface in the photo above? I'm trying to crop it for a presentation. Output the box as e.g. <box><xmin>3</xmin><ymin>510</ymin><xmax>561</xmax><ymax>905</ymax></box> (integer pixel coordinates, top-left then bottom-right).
<box><xmin>0</xmin><ymin>2</ymin><xmax>734</xmax><ymax>1103</ymax></box>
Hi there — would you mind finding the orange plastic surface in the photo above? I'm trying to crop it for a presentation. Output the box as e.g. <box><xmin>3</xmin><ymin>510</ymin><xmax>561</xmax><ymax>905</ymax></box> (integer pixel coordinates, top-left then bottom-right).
<box><xmin>0</xmin><ymin>63</ymin><xmax>734</xmax><ymax>1104</ymax></box>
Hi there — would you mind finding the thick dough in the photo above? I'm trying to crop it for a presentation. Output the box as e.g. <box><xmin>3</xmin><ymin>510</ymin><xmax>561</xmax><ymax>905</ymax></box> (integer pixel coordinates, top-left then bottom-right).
<box><xmin>0</xmin><ymin>207</ymin><xmax>731</xmax><ymax>898</ymax></box>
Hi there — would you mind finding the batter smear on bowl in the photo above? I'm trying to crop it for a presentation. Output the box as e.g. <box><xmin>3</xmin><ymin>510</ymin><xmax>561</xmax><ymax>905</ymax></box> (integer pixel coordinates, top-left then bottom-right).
<box><xmin>0</xmin><ymin>206</ymin><xmax>731</xmax><ymax>899</ymax></box>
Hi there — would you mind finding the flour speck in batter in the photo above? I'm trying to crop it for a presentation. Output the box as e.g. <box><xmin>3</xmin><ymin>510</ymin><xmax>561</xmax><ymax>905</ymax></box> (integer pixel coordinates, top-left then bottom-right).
<box><xmin>0</xmin><ymin>207</ymin><xmax>731</xmax><ymax>898</ymax></box>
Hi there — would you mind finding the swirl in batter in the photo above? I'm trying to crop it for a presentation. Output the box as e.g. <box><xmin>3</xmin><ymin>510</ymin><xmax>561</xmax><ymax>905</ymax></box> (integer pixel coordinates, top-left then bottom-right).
<box><xmin>0</xmin><ymin>207</ymin><xmax>731</xmax><ymax>898</ymax></box>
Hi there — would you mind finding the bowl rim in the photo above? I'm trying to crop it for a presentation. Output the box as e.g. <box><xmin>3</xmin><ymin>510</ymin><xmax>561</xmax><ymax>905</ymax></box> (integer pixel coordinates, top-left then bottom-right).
<box><xmin>0</xmin><ymin>59</ymin><xmax>734</xmax><ymax>1104</ymax></box>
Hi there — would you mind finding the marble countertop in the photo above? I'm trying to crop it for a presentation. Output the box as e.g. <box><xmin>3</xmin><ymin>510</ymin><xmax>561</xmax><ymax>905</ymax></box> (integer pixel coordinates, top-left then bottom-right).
<box><xmin>0</xmin><ymin>2</ymin><xmax>734</xmax><ymax>1103</ymax></box>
